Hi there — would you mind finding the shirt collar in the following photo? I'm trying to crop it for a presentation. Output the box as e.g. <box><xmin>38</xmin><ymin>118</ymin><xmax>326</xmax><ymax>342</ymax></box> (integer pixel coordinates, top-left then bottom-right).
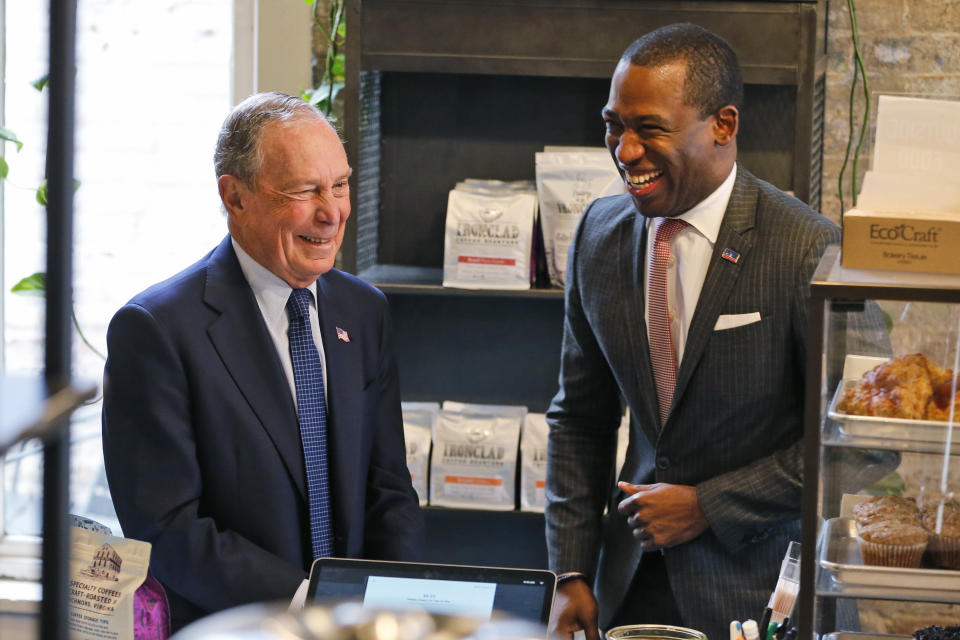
<box><xmin>231</xmin><ymin>237</ymin><xmax>317</xmax><ymax>326</ymax></box>
<box><xmin>649</xmin><ymin>162</ymin><xmax>737</xmax><ymax>244</ymax></box>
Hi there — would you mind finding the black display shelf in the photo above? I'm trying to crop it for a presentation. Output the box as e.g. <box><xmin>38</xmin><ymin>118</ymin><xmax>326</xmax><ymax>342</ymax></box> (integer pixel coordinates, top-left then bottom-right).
<box><xmin>361</xmin><ymin>265</ymin><xmax>564</xmax><ymax>299</ymax></box>
<box><xmin>422</xmin><ymin>507</ymin><xmax>548</xmax><ymax>570</ymax></box>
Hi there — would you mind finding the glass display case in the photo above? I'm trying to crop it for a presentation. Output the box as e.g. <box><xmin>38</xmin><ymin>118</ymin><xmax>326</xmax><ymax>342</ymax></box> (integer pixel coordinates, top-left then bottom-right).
<box><xmin>798</xmin><ymin>245</ymin><xmax>960</xmax><ymax>639</ymax></box>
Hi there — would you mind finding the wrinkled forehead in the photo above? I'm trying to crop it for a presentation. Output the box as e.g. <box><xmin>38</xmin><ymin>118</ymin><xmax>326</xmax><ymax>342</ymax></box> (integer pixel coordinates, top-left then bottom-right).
<box><xmin>256</xmin><ymin>116</ymin><xmax>350</xmax><ymax>185</ymax></box>
<box><xmin>262</xmin><ymin>116</ymin><xmax>345</xmax><ymax>160</ymax></box>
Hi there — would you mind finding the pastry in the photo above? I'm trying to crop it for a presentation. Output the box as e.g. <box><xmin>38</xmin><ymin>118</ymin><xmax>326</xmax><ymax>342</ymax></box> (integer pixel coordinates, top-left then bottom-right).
<box><xmin>921</xmin><ymin>499</ymin><xmax>960</xmax><ymax>569</ymax></box>
<box><xmin>856</xmin><ymin>520</ymin><xmax>927</xmax><ymax>568</ymax></box>
<box><xmin>839</xmin><ymin>354</ymin><xmax>960</xmax><ymax>423</ymax></box>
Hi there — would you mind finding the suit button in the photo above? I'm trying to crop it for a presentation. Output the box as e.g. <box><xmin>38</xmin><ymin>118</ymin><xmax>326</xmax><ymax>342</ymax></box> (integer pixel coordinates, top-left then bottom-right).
<box><xmin>656</xmin><ymin>456</ymin><xmax>670</xmax><ymax>470</ymax></box>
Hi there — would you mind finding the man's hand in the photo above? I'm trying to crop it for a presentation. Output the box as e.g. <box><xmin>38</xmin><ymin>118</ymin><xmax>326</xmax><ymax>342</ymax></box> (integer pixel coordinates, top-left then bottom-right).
<box><xmin>549</xmin><ymin>578</ymin><xmax>601</xmax><ymax>640</ymax></box>
<box><xmin>616</xmin><ymin>482</ymin><xmax>709</xmax><ymax>551</ymax></box>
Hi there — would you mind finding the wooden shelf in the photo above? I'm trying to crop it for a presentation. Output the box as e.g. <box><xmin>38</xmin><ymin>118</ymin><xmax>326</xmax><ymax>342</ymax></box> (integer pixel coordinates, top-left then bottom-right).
<box><xmin>361</xmin><ymin>265</ymin><xmax>564</xmax><ymax>298</ymax></box>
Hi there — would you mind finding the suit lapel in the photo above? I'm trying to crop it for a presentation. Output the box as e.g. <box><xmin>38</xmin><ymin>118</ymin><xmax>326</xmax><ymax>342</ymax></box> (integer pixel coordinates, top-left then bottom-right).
<box><xmin>203</xmin><ymin>236</ymin><xmax>307</xmax><ymax>500</ymax></box>
<box><xmin>619</xmin><ymin>214</ymin><xmax>661</xmax><ymax>443</ymax></box>
<box><xmin>671</xmin><ymin>169</ymin><xmax>758</xmax><ymax>416</ymax></box>
<box><xmin>313</xmin><ymin>275</ymin><xmax>355</xmax><ymax>532</ymax></box>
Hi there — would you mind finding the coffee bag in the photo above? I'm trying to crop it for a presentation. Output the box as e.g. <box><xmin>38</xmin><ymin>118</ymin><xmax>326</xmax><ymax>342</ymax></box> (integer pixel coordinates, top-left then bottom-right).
<box><xmin>519</xmin><ymin>412</ymin><xmax>549</xmax><ymax>512</ymax></box>
<box><xmin>68</xmin><ymin>526</ymin><xmax>152</xmax><ymax>640</ymax></box>
<box><xmin>430</xmin><ymin>402</ymin><xmax>526</xmax><ymax>510</ymax></box>
<box><xmin>401</xmin><ymin>401</ymin><xmax>438</xmax><ymax>506</ymax></box>
<box><xmin>535</xmin><ymin>149</ymin><xmax>624</xmax><ymax>287</ymax></box>
<box><xmin>443</xmin><ymin>180</ymin><xmax>538</xmax><ymax>290</ymax></box>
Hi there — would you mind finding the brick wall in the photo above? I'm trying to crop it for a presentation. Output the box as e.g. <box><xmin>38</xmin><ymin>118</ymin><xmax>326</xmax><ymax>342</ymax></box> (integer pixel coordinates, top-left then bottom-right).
<box><xmin>827</xmin><ymin>1</ymin><xmax>960</xmax><ymax>630</ymax></box>
<box><xmin>823</xmin><ymin>0</ymin><xmax>960</xmax><ymax>222</ymax></box>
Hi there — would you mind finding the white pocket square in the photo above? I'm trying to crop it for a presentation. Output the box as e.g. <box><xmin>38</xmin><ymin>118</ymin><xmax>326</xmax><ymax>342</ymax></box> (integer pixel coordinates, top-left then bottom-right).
<box><xmin>714</xmin><ymin>312</ymin><xmax>762</xmax><ymax>331</ymax></box>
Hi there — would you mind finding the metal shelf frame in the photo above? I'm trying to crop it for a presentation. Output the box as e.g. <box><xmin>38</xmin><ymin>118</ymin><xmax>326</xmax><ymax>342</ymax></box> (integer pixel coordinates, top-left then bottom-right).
<box><xmin>799</xmin><ymin>245</ymin><xmax>960</xmax><ymax>640</ymax></box>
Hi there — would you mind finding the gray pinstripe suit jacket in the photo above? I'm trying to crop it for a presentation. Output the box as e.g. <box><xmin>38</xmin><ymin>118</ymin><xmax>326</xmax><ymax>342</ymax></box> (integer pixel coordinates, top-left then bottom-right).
<box><xmin>544</xmin><ymin>167</ymin><xmax>881</xmax><ymax>639</ymax></box>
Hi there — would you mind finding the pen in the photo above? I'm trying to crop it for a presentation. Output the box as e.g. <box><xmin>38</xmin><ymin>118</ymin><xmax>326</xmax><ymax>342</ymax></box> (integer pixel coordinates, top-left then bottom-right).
<box><xmin>758</xmin><ymin>608</ymin><xmax>772</xmax><ymax>640</ymax></box>
<box><xmin>766</xmin><ymin>621</ymin><xmax>779</xmax><ymax>640</ymax></box>
<box><xmin>776</xmin><ymin>620</ymin><xmax>790</xmax><ymax>640</ymax></box>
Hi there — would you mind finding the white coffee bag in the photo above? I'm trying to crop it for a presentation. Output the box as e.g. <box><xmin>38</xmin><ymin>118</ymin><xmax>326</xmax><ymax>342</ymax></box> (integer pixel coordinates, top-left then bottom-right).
<box><xmin>519</xmin><ymin>412</ymin><xmax>549</xmax><ymax>512</ymax></box>
<box><xmin>443</xmin><ymin>181</ymin><xmax>538</xmax><ymax>290</ymax></box>
<box><xmin>440</xmin><ymin>400</ymin><xmax>528</xmax><ymax>421</ymax></box>
<box><xmin>535</xmin><ymin>150</ymin><xmax>624</xmax><ymax>287</ymax></box>
<box><xmin>401</xmin><ymin>401</ymin><xmax>438</xmax><ymax>506</ymax></box>
<box><xmin>430</xmin><ymin>402</ymin><xmax>526</xmax><ymax>510</ymax></box>
<box><xmin>68</xmin><ymin>526</ymin><xmax>151</xmax><ymax>640</ymax></box>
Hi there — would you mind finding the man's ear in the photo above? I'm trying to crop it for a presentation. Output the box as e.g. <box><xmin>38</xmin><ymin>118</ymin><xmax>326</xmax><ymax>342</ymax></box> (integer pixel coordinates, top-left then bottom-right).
<box><xmin>713</xmin><ymin>105</ymin><xmax>739</xmax><ymax>146</ymax></box>
<box><xmin>218</xmin><ymin>174</ymin><xmax>247</xmax><ymax>219</ymax></box>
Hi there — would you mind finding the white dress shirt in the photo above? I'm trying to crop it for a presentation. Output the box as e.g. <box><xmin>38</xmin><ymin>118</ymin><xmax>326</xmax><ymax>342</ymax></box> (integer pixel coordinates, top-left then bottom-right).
<box><xmin>645</xmin><ymin>163</ymin><xmax>737</xmax><ymax>365</ymax></box>
<box><xmin>232</xmin><ymin>238</ymin><xmax>329</xmax><ymax>406</ymax></box>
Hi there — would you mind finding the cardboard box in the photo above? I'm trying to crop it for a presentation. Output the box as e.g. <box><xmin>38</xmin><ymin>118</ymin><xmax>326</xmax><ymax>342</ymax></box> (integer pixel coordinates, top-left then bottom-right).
<box><xmin>842</xmin><ymin>208</ymin><xmax>960</xmax><ymax>275</ymax></box>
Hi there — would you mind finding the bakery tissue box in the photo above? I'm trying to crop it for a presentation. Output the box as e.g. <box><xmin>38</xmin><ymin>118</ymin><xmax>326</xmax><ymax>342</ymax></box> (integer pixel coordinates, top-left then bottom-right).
<box><xmin>842</xmin><ymin>208</ymin><xmax>960</xmax><ymax>275</ymax></box>
<box><xmin>841</xmin><ymin>95</ymin><xmax>960</xmax><ymax>275</ymax></box>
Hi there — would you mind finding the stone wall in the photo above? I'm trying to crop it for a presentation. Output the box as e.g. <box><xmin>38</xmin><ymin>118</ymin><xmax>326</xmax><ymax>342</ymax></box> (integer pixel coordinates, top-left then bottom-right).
<box><xmin>823</xmin><ymin>0</ymin><xmax>960</xmax><ymax>222</ymax></box>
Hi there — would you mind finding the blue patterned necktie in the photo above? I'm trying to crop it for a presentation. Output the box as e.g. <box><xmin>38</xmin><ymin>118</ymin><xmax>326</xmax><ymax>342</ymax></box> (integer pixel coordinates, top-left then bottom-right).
<box><xmin>286</xmin><ymin>288</ymin><xmax>334</xmax><ymax>559</ymax></box>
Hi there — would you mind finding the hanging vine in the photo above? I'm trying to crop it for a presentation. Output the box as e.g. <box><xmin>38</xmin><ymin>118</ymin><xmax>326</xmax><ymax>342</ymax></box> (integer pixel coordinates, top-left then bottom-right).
<box><xmin>303</xmin><ymin>0</ymin><xmax>346</xmax><ymax>126</ymax></box>
<box><xmin>837</xmin><ymin>0</ymin><xmax>871</xmax><ymax>222</ymax></box>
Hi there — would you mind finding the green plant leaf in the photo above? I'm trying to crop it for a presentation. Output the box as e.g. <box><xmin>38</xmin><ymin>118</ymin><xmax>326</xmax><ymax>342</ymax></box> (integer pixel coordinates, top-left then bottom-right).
<box><xmin>864</xmin><ymin>472</ymin><xmax>905</xmax><ymax>497</ymax></box>
<box><xmin>336</xmin><ymin>20</ymin><xmax>346</xmax><ymax>39</ymax></box>
<box><xmin>881</xmin><ymin>309</ymin><xmax>893</xmax><ymax>333</ymax></box>
<box><xmin>32</xmin><ymin>73</ymin><xmax>49</xmax><ymax>91</ymax></box>
<box><xmin>11</xmin><ymin>272</ymin><xmax>46</xmax><ymax>296</ymax></box>
<box><xmin>0</xmin><ymin>157</ymin><xmax>8</xmax><ymax>181</ymax></box>
<box><xmin>313</xmin><ymin>96</ymin><xmax>333</xmax><ymax>113</ymax></box>
<box><xmin>302</xmin><ymin>87</ymin><xmax>325</xmax><ymax>108</ymax></box>
<box><xmin>331</xmin><ymin>54</ymin><xmax>345</xmax><ymax>78</ymax></box>
<box><xmin>0</xmin><ymin>125</ymin><xmax>24</xmax><ymax>152</ymax></box>
<box><xmin>34</xmin><ymin>179</ymin><xmax>80</xmax><ymax>205</ymax></box>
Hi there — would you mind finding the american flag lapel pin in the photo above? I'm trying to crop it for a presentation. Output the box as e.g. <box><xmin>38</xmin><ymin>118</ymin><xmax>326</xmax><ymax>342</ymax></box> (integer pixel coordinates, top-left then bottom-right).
<box><xmin>336</xmin><ymin>326</ymin><xmax>351</xmax><ymax>343</ymax></box>
<box><xmin>721</xmin><ymin>248</ymin><xmax>740</xmax><ymax>264</ymax></box>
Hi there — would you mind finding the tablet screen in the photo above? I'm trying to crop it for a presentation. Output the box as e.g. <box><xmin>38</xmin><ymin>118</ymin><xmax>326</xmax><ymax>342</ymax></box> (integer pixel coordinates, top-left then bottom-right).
<box><xmin>306</xmin><ymin>558</ymin><xmax>555</xmax><ymax>625</ymax></box>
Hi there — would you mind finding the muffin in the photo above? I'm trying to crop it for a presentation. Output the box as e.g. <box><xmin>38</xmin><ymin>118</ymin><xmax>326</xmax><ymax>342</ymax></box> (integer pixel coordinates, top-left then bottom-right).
<box><xmin>921</xmin><ymin>500</ymin><xmax>960</xmax><ymax>569</ymax></box>
<box><xmin>856</xmin><ymin>520</ymin><xmax>928</xmax><ymax>567</ymax></box>
<box><xmin>853</xmin><ymin>494</ymin><xmax>921</xmax><ymax>527</ymax></box>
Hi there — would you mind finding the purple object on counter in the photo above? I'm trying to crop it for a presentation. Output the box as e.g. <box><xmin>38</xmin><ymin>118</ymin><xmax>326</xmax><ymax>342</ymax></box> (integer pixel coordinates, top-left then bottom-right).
<box><xmin>135</xmin><ymin>571</ymin><xmax>171</xmax><ymax>640</ymax></box>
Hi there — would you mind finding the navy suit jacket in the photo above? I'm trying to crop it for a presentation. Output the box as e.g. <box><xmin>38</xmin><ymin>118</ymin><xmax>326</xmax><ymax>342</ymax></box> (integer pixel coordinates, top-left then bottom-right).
<box><xmin>102</xmin><ymin>236</ymin><xmax>425</xmax><ymax>630</ymax></box>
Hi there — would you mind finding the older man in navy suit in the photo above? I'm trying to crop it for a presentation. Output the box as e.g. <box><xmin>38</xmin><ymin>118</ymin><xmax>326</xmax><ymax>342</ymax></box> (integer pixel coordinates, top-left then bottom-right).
<box><xmin>102</xmin><ymin>92</ymin><xmax>425</xmax><ymax>631</ymax></box>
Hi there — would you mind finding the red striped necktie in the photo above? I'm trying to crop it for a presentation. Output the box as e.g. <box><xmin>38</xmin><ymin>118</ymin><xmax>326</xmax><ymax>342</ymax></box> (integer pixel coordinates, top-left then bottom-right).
<box><xmin>648</xmin><ymin>218</ymin><xmax>686</xmax><ymax>427</ymax></box>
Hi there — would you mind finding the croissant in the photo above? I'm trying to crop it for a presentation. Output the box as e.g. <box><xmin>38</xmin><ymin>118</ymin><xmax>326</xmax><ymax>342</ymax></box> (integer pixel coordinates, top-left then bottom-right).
<box><xmin>839</xmin><ymin>354</ymin><xmax>959</xmax><ymax>422</ymax></box>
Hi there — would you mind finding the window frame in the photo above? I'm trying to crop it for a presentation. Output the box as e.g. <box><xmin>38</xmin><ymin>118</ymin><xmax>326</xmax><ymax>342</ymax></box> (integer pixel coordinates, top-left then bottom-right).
<box><xmin>0</xmin><ymin>0</ymin><xmax>313</xmax><ymax>581</ymax></box>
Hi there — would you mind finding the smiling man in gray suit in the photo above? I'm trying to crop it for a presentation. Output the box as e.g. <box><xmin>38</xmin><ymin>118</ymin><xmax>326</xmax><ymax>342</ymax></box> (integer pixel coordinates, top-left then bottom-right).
<box><xmin>545</xmin><ymin>24</ymin><xmax>886</xmax><ymax>640</ymax></box>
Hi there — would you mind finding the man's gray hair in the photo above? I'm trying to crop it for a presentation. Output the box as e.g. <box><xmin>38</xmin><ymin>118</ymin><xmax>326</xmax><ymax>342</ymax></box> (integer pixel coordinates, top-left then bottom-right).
<box><xmin>214</xmin><ymin>91</ymin><xmax>329</xmax><ymax>187</ymax></box>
